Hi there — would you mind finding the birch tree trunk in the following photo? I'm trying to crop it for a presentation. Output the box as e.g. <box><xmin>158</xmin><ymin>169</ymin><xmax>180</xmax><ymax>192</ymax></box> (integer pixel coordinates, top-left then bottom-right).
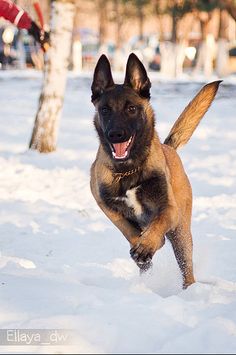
<box><xmin>160</xmin><ymin>41</ymin><xmax>187</xmax><ymax>78</ymax></box>
<box><xmin>160</xmin><ymin>41</ymin><xmax>176</xmax><ymax>77</ymax></box>
<box><xmin>194</xmin><ymin>17</ymin><xmax>216</xmax><ymax>77</ymax></box>
<box><xmin>29</xmin><ymin>0</ymin><xmax>75</xmax><ymax>153</ymax></box>
<box><xmin>216</xmin><ymin>9</ymin><xmax>230</xmax><ymax>77</ymax></box>
<box><xmin>195</xmin><ymin>35</ymin><xmax>216</xmax><ymax>77</ymax></box>
<box><xmin>97</xmin><ymin>0</ymin><xmax>108</xmax><ymax>48</ymax></box>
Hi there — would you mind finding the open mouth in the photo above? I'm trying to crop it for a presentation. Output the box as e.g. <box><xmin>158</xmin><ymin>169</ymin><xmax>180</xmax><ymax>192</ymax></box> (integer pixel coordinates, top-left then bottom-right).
<box><xmin>111</xmin><ymin>135</ymin><xmax>134</xmax><ymax>160</ymax></box>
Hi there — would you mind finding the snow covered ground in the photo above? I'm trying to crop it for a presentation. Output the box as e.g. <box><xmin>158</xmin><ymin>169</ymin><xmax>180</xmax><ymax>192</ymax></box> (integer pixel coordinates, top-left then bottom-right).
<box><xmin>0</xmin><ymin>70</ymin><xmax>236</xmax><ymax>354</ymax></box>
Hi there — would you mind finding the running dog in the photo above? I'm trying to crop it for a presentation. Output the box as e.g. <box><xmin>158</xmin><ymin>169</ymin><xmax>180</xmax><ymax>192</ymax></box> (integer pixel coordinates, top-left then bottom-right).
<box><xmin>90</xmin><ymin>53</ymin><xmax>220</xmax><ymax>288</ymax></box>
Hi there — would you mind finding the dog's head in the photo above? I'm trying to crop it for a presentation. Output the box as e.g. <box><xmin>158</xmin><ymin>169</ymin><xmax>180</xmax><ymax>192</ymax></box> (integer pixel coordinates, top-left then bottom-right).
<box><xmin>91</xmin><ymin>53</ymin><xmax>155</xmax><ymax>166</ymax></box>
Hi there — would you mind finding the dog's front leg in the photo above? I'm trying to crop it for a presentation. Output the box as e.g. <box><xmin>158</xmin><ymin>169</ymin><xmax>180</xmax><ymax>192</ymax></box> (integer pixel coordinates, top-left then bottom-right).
<box><xmin>91</xmin><ymin>172</ymin><xmax>141</xmax><ymax>246</ymax></box>
<box><xmin>97</xmin><ymin>200</ymin><xmax>141</xmax><ymax>246</ymax></box>
<box><xmin>130</xmin><ymin>204</ymin><xmax>178</xmax><ymax>271</ymax></box>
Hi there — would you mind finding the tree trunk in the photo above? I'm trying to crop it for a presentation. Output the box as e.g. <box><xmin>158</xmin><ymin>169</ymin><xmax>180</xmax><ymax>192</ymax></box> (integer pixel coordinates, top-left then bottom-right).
<box><xmin>216</xmin><ymin>9</ymin><xmax>229</xmax><ymax>77</ymax></box>
<box><xmin>160</xmin><ymin>13</ymin><xmax>178</xmax><ymax>78</ymax></box>
<box><xmin>175</xmin><ymin>41</ymin><xmax>187</xmax><ymax>77</ymax></box>
<box><xmin>98</xmin><ymin>0</ymin><xmax>108</xmax><ymax>47</ymax></box>
<box><xmin>160</xmin><ymin>15</ymin><xmax>187</xmax><ymax>78</ymax></box>
<box><xmin>194</xmin><ymin>18</ymin><xmax>215</xmax><ymax>77</ymax></box>
<box><xmin>113</xmin><ymin>0</ymin><xmax>125</xmax><ymax>50</ymax></box>
<box><xmin>160</xmin><ymin>40</ymin><xmax>187</xmax><ymax>78</ymax></box>
<box><xmin>137</xmin><ymin>2</ymin><xmax>144</xmax><ymax>40</ymax></box>
<box><xmin>171</xmin><ymin>15</ymin><xmax>178</xmax><ymax>43</ymax></box>
<box><xmin>29</xmin><ymin>0</ymin><xmax>75</xmax><ymax>153</ymax></box>
<box><xmin>160</xmin><ymin>41</ymin><xmax>176</xmax><ymax>77</ymax></box>
<box><xmin>112</xmin><ymin>0</ymin><xmax>126</xmax><ymax>72</ymax></box>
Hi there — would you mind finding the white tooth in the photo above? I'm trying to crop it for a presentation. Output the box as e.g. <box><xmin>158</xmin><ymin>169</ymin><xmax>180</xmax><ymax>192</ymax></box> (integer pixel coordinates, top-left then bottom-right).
<box><xmin>127</xmin><ymin>136</ymin><xmax>132</xmax><ymax>146</ymax></box>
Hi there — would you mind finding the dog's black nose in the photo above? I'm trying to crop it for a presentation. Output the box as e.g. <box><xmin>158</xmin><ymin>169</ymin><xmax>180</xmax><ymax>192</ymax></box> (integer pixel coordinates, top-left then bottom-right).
<box><xmin>107</xmin><ymin>129</ymin><xmax>126</xmax><ymax>143</ymax></box>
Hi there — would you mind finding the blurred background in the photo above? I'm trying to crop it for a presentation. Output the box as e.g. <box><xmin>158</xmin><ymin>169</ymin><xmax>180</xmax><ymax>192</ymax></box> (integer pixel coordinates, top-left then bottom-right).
<box><xmin>1</xmin><ymin>0</ymin><xmax>236</xmax><ymax>78</ymax></box>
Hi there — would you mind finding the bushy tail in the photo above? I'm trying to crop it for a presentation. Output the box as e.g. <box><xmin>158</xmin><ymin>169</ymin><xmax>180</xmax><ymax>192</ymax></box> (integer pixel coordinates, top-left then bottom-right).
<box><xmin>164</xmin><ymin>80</ymin><xmax>222</xmax><ymax>150</ymax></box>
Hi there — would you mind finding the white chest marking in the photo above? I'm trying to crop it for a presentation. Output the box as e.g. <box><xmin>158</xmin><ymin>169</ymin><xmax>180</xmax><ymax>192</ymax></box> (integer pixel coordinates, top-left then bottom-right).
<box><xmin>125</xmin><ymin>187</ymin><xmax>143</xmax><ymax>217</ymax></box>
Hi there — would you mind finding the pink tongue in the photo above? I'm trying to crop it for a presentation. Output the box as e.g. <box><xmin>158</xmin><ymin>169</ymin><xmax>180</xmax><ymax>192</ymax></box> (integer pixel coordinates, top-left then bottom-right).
<box><xmin>112</xmin><ymin>141</ymin><xmax>128</xmax><ymax>157</ymax></box>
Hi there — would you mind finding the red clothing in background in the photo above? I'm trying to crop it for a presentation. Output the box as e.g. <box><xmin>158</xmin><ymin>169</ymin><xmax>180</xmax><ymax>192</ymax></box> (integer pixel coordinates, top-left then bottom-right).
<box><xmin>0</xmin><ymin>0</ymin><xmax>32</xmax><ymax>29</ymax></box>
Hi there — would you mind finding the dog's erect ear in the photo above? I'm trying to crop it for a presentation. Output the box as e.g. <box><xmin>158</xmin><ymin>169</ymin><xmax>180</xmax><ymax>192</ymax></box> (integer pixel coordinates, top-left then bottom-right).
<box><xmin>124</xmin><ymin>53</ymin><xmax>151</xmax><ymax>99</ymax></box>
<box><xmin>91</xmin><ymin>54</ymin><xmax>114</xmax><ymax>102</ymax></box>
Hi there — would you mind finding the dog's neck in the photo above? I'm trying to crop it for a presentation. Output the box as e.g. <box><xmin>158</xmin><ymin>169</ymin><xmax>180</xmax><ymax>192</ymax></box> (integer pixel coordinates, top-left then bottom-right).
<box><xmin>112</xmin><ymin>166</ymin><xmax>141</xmax><ymax>183</ymax></box>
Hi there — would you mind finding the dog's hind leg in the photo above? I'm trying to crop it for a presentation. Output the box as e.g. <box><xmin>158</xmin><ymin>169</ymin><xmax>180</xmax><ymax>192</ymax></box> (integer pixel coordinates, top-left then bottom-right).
<box><xmin>167</xmin><ymin>224</ymin><xmax>195</xmax><ymax>289</ymax></box>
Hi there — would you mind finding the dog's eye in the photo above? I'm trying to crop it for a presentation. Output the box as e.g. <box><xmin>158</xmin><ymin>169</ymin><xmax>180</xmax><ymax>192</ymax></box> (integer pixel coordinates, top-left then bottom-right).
<box><xmin>101</xmin><ymin>106</ymin><xmax>109</xmax><ymax>115</ymax></box>
<box><xmin>127</xmin><ymin>105</ymin><xmax>137</xmax><ymax>114</ymax></box>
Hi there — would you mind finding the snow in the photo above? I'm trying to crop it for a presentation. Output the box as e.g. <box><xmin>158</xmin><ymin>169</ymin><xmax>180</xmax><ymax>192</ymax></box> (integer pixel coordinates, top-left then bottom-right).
<box><xmin>0</xmin><ymin>71</ymin><xmax>236</xmax><ymax>354</ymax></box>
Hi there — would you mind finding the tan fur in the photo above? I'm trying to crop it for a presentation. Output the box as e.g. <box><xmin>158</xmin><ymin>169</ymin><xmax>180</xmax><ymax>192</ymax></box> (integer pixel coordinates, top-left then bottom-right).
<box><xmin>91</xmin><ymin>80</ymin><xmax>220</xmax><ymax>289</ymax></box>
<box><xmin>164</xmin><ymin>81</ymin><xmax>222</xmax><ymax>150</ymax></box>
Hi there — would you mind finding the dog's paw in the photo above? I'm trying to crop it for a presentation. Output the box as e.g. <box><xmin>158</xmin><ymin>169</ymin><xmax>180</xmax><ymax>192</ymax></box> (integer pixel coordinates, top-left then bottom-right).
<box><xmin>130</xmin><ymin>243</ymin><xmax>154</xmax><ymax>272</ymax></box>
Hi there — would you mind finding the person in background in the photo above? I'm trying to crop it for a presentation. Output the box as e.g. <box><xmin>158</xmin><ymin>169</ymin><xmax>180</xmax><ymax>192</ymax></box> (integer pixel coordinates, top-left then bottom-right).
<box><xmin>0</xmin><ymin>0</ymin><xmax>49</xmax><ymax>52</ymax></box>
